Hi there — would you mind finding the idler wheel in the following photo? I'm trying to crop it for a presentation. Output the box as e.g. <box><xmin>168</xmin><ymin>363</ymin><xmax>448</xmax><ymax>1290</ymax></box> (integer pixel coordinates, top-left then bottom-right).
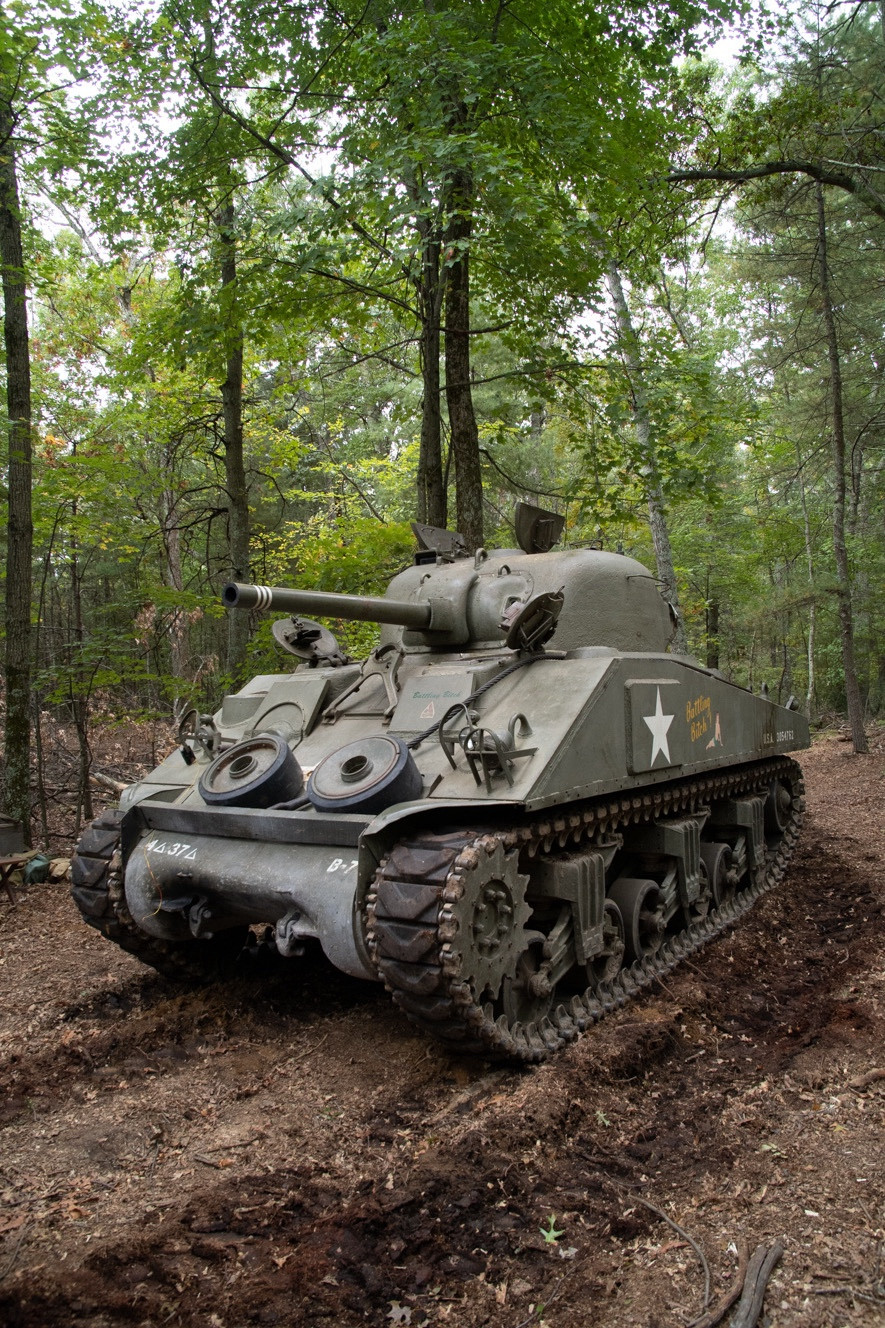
<box><xmin>199</xmin><ymin>734</ymin><xmax>304</xmax><ymax>808</ymax></box>
<box><xmin>607</xmin><ymin>877</ymin><xmax>666</xmax><ymax>964</ymax></box>
<box><xmin>307</xmin><ymin>735</ymin><xmax>422</xmax><ymax>814</ymax></box>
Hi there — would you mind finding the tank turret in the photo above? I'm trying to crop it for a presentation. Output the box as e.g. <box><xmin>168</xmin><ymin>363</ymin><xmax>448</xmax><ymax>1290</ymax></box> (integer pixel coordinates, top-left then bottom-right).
<box><xmin>224</xmin><ymin>542</ymin><xmax>674</xmax><ymax>656</ymax></box>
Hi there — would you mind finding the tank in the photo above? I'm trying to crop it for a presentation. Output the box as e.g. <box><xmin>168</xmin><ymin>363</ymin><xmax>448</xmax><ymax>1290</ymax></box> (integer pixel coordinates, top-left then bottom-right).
<box><xmin>71</xmin><ymin>505</ymin><xmax>810</xmax><ymax>1062</ymax></box>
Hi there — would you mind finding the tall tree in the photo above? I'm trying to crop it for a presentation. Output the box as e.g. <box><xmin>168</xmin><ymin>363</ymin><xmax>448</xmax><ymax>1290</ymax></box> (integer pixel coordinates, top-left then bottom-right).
<box><xmin>0</xmin><ymin>69</ymin><xmax>33</xmax><ymax>835</ymax></box>
<box><xmin>604</xmin><ymin>258</ymin><xmax>690</xmax><ymax>654</ymax></box>
<box><xmin>156</xmin><ymin>0</ymin><xmax>734</xmax><ymax>547</ymax></box>
<box><xmin>214</xmin><ymin>196</ymin><xmax>251</xmax><ymax>676</ymax></box>
<box><xmin>813</xmin><ymin>180</ymin><xmax>868</xmax><ymax>750</ymax></box>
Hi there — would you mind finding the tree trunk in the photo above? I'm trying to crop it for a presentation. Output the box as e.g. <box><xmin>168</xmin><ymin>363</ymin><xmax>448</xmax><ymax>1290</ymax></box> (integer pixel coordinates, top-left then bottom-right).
<box><xmin>443</xmin><ymin>164</ymin><xmax>483</xmax><ymax>550</ymax></box>
<box><xmin>415</xmin><ymin>215</ymin><xmax>447</xmax><ymax>527</ymax></box>
<box><xmin>32</xmin><ymin>696</ymin><xmax>48</xmax><ymax>846</ymax></box>
<box><xmin>605</xmin><ymin>260</ymin><xmax>689</xmax><ymax>655</ymax></box>
<box><xmin>0</xmin><ymin>101</ymin><xmax>33</xmax><ymax>841</ymax></box>
<box><xmin>705</xmin><ymin>592</ymin><xmax>720</xmax><ymax>671</ymax></box>
<box><xmin>216</xmin><ymin>199</ymin><xmax>251</xmax><ymax>681</ymax></box>
<box><xmin>815</xmin><ymin>182</ymin><xmax>867</xmax><ymax>752</ymax></box>
<box><xmin>796</xmin><ymin>443</ymin><xmax>816</xmax><ymax>715</ymax></box>
<box><xmin>162</xmin><ymin>482</ymin><xmax>191</xmax><ymax>711</ymax></box>
<box><xmin>69</xmin><ymin>525</ymin><xmax>94</xmax><ymax>831</ymax></box>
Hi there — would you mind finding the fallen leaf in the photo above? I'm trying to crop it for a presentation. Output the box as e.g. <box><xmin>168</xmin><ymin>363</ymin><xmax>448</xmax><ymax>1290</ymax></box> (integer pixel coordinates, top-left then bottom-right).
<box><xmin>0</xmin><ymin>1214</ymin><xmax>28</xmax><ymax>1235</ymax></box>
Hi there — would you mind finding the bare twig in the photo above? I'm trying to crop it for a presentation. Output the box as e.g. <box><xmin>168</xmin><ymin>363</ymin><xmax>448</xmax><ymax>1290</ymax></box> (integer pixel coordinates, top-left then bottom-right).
<box><xmin>651</xmin><ymin>971</ymin><xmax>679</xmax><ymax>998</ymax></box>
<box><xmin>512</xmin><ymin>1268</ymin><xmax>574</xmax><ymax>1328</ymax></box>
<box><xmin>628</xmin><ymin>1193</ymin><xmax>711</xmax><ymax>1310</ymax></box>
<box><xmin>688</xmin><ymin>1238</ymin><xmax>750</xmax><ymax>1328</ymax></box>
<box><xmin>0</xmin><ymin>1224</ymin><xmax>29</xmax><ymax>1282</ymax></box>
<box><xmin>811</xmin><ymin>1239</ymin><xmax>884</xmax><ymax>1305</ymax></box>
<box><xmin>729</xmin><ymin>1240</ymin><xmax>784</xmax><ymax>1328</ymax></box>
<box><xmin>204</xmin><ymin>1136</ymin><xmax>263</xmax><ymax>1153</ymax></box>
<box><xmin>289</xmin><ymin>1033</ymin><xmax>330</xmax><ymax>1069</ymax></box>
<box><xmin>810</xmin><ymin>1287</ymin><xmax>885</xmax><ymax>1302</ymax></box>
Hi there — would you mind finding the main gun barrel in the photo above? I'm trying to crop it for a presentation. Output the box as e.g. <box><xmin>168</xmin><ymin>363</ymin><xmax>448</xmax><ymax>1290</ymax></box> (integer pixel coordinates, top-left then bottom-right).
<box><xmin>222</xmin><ymin>582</ymin><xmax>433</xmax><ymax>629</ymax></box>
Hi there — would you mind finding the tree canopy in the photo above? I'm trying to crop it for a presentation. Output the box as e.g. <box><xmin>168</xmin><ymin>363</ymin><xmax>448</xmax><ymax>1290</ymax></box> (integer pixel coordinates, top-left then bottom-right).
<box><xmin>1</xmin><ymin>0</ymin><xmax>882</xmax><ymax>832</ymax></box>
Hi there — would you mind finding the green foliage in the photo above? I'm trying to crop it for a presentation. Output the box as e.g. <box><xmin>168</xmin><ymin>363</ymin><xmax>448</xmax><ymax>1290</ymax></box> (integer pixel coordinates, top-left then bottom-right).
<box><xmin>262</xmin><ymin>517</ymin><xmax>415</xmax><ymax>658</ymax></box>
<box><xmin>540</xmin><ymin>1214</ymin><xmax>565</xmax><ymax>1245</ymax></box>
<box><xmin>4</xmin><ymin>0</ymin><xmax>882</xmax><ymax>742</ymax></box>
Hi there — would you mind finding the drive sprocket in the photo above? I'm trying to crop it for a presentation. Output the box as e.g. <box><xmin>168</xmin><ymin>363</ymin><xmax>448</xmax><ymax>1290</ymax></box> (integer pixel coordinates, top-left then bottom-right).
<box><xmin>437</xmin><ymin>836</ymin><xmax>534</xmax><ymax>1001</ymax></box>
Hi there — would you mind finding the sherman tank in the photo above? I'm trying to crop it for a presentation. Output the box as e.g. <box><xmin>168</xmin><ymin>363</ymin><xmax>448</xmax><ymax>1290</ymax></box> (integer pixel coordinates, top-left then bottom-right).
<box><xmin>71</xmin><ymin>505</ymin><xmax>809</xmax><ymax>1062</ymax></box>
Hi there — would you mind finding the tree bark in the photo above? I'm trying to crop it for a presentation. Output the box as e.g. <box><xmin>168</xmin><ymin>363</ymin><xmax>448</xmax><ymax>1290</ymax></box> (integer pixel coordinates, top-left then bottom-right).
<box><xmin>796</xmin><ymin>443</ymin><xmax>816</xmax><ymax>714</ymax></box>
<box><xmin>415</xmin><ymin>214</ymin><xmax>446</xmax><ymax>527</ymax></box>
<box><xmin>605</xmin><ymin>259</ymin><xmax>689</xmax><ymax>655</ymax></box>
<box><xmin>69</xmin><ymin>521</ymin><xmax>94</xmax><ymax>831</ymax></box>
<box><xmin>0</xmin><ymin>101</ymin><xmax>33</xmax><ymax>841</ymax></box>
<box><xmin>162</xmin><ymin>481</ymin><xmax>191</xmax><ymax>710</ymax></box>
<box><xmin>705</xmin><ymin>591</ymin><xmax>720</xmax><ymax>671</ymax></box>
<box><xmin>216</xmin><ymin>199</ymin><xmax>251</xmax><ymax>681</ymax></box>
<box><xmin>815</xmin><ymin>182</ymin><xmax>867</xmax><ymax>752</ymax></box>
<box><xmin>443</xmin><ymin>163</ymin><xmax>483</xmax><ymax>550</ymax></box>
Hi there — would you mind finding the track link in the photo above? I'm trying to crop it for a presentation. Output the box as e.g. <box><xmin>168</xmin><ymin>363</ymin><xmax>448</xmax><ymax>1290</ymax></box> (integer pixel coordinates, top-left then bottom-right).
<box><xmin>366</xmin><ymin>758</ymin><xmax>805</xmax><ymax>1062</ymax></box>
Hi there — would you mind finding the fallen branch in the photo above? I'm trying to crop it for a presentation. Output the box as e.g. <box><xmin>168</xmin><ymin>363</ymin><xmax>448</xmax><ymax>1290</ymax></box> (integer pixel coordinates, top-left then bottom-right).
<box><xmin>47</xmin><ymin>742</ymin><xmax>130</xmax><ymax>794</ymax></box>
<box><xmin>687</xmin><ymin>1238</ymin><xmax>750</xmax><ymax>1328</ymax></box>
<box><xmin>730</xmin><ymin>1240</ymin><xmax>784</xmax><ymax>1328</ymax></box>
<box><xmin>90</xmin><ymin>770</ymin><xmax>127</xmax><ymax>795</ymax></box>
<box><xmin>848</xmin><ymin>1068</ymin><xmax>885</xmax><ymax>1090</ymax></box>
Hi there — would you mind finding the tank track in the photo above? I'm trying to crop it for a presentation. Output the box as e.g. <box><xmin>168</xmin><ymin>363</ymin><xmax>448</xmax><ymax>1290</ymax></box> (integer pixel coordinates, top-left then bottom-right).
<box><xmin>366</xmin><ymin>757</ymin><xmax>805</xmax><ymax>1062</ymax></box>
<box><xmin>71</xmin><ymin>809</ymin><xmax>247</xmax><ymax>982</ymax></box>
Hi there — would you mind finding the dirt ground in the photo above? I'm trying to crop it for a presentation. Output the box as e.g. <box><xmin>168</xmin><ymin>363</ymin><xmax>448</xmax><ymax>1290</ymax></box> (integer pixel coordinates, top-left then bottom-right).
<box><xmin>0</xmin><ymin>727</ymin><xmax>883</xmax><ymax>1328</ymax></box>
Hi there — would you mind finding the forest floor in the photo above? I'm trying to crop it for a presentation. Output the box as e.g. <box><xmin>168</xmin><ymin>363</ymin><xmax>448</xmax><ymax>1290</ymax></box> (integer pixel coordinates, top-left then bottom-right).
<box><xmin>0</xmin><ymin>722</ymin><xmax>883</xmax><ymax>1328</ymax></box>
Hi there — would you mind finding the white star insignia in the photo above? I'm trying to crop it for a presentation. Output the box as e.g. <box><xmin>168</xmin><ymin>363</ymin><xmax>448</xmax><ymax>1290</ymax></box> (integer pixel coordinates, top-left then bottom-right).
<box><xmin>643</xmin><ymin>687</ymin><xmax>674</xmax><ymax>765</ymax></box>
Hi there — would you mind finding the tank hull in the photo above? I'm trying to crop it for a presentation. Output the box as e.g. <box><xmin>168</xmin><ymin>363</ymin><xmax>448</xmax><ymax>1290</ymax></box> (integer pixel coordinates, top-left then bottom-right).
<box><xmin>71</xmin><ymin>540</ymin><xmax>810</xmax><ymax>1060</ymax></box>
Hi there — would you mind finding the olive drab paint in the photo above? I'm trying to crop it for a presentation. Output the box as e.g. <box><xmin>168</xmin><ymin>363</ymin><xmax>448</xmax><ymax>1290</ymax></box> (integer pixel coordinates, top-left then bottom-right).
<box><xmin>71</xmin><ymin>506</ymin><xmax>810</xmax><ymax>1062</ymax></box>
